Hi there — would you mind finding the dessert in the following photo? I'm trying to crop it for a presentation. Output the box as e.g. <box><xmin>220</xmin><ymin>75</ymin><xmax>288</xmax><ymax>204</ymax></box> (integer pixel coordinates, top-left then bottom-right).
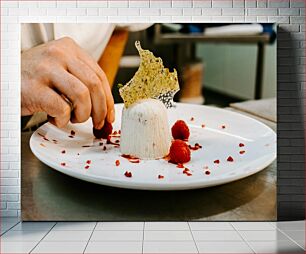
<box><xmin>119</xmin><ymin>41</ymin><xmax>179</xmax><ymax>160</ymax></box>
<box><xmin>120</xmin><ymin>99</ymin><xmax>171</xmax><ymax>159</ymax></box>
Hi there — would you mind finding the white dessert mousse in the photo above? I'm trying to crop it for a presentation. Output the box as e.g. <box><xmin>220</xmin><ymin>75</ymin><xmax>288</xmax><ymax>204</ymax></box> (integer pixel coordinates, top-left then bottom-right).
<box><xmin>120</xmin><ymin>99</ymin><xmax>171</xmax><ymax>160</ymax></box>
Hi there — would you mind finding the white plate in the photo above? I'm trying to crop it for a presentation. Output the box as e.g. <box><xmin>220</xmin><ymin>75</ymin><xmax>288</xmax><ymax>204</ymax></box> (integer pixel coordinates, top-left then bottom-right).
<box><xmin>30</xmin><ymin>103</ymin><xmax>276</xmax><ymax>190</ymax></box>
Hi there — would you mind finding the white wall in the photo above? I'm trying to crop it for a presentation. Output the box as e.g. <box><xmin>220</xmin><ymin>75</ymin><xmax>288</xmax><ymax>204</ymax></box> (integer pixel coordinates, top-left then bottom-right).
<box><xmin>1</xmin><ymin>0</ymin><xmax>305</xmax><ymax>217</ymax></box>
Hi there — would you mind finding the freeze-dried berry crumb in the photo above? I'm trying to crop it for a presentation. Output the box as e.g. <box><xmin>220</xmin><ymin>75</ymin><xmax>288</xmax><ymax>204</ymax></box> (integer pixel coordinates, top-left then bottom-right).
<box><xmin>239</xmin><ymin>150</ymin><xmax>245</xmax><ymax>154</ymax></box>
<box><xmin>183</xmin><ymin>168</ymin><xmax>192</xmax><ymax>176</ymax></box>
<box><xmin>61</xmin><ymin>150</ymin><xmax>66</xmax><ymax>154</ymax></box>
<box><xmin>158</xmin><ymin>175</ymin><xmax>164</xmax><ymax>179</ymax></box>
<box><xmin>85</xmin><ymin>165</ymin><xmax>90</xmax><ymax>169</ymax></box>
<box><xmin>214</xmin><ymin>160</ymin><xmax>220</xmax><ymax>164</ymax></box>
<box><xmin>190</xmin><ymin>117</ymin><xmax>194</xmax><ymax>121</ymax></box>
<box><xmin>86</xmin><ymin>160</ymin><xmax>91</xmax><ymax>164</ymax></box>
<box><xmin>115</xmin><ymin>160</ymin><xmax>120</xmax><ymax>166</ymax></box>
<box><xmin>221</xmin><ymin>125</ymin><xmax>226</xmax><ymax>129</ymax></box>
<box><xmin>124</xmin><ymin>171</ymin><xmax>132</xmax><ymax>178</ymax></box>
<box><xmin>239</xmin><ymin>143</ymin><xmax>245</xmax><ymax>147</ymax></box>
<box><xmin>71</xmin><ymin>130</ymin><xmax>76</xmax><ymax>136</ymax></box>
<box><xmin>227</xmin><ymin>156</ymin><xmax>234</xmax><ymax>162</ymax></box>
<box><xmin>205</xmin><ymin>170</ymin><xmax>210</xmax><ymax>175</ymax></box>
<box><xmin>201</xmin><ymin>124</ymin><xmax>205</xmax><ymax>128</ymax></box>
<box><xmin>60</xmin><ymin>162</ymin><xmax>66</xmax><ymax>166</ymax></box>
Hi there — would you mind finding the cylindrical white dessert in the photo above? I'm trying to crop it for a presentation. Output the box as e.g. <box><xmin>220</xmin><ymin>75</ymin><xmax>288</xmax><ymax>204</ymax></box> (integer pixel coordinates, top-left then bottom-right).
<box><xmin>120</xmin><ymin>99</ymin><xmax>171</xmax><ymax>160</ymax></box>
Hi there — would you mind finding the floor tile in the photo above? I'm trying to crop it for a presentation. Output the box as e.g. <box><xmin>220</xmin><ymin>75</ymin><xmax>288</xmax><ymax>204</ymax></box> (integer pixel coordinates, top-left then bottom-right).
<box><xmin>145</xmin><ymin>222</ymin><xmax>190</xmax><ymax>231</ymax></box>
<box><xmin>32</xmin><ymin>241</ymin><xmax>87</xmax><ymax>253</ymax></box>
<box><xmin>192</xmin><ymin>230</ymin><xmax>243</xmax><ymax>241</ymax></box>
<box><xmin>282</xmin><ymin>230</ymin><xmax>305</xmax><ymax>249</ymax></box>
<box><xmin>1</xmin><ymin>241</ymin><xmax>37</xmax><ymax>253</ymax></box>
<box><xmin>276</xmin><ymin>221</ymin><xmax>305</xmax><ymax>231</ymax></box>
<box><xmin>95</xmin><ymin>222</ymin><xmax>144</xmax><ymax>231</ymax></box>
<box><xmin>85</xmin><ymin>241</ymin><xmax>143</xmax><ymax>253</ymax></box>
<box><xmin>196</xmin><ymin>241</ymin><xmax>253</xmax><ymax>253</ymax></box>
<box><xmin>144</xmin><ymin>230</ymin><xmax>193</xmax><ymax>241</ymax></box>
<box><xmin>143</xmin><ymin>241</ymin><xmax>198</xmax><ymax>253</ymax></box>
<box><xmin>1</xmin><ymin>217</ymin><xmax>20</xmax><ymax>224</ymax></box>
<box><xmin>232</xmin><ymin>222</ymin><xmax>276</xmax><ymax>231</ymax></box>
<box><xmin>1</xmin><ymin>222</ymin><xmax>21</xmax><ymax>234</ymax></box>
<box><xmin>52</xmin><ymin>222</ymin><xmax>96</xmax><ymax>231</ymax></box>
<box><xmin>189</xmin><ymin>222</ymin><xmax>234</xmax><ymax>231</ymax></box>
<box><xmin>0</xmin><ymin>230</ymin><xmax>47</xmax><ymax>242</ymax></box>
<box><xmin>282</xmin><ymin>230</ymin><xmax>305</xmax><ymax>241</ymax></box>
<box><xmin>42</xmin><ymin>230</ymin><xmax>92</xmax><ymax>242</ymax></box>
<box><xmin>90</xmin><ymin>230</ymin><xmax>143</xmax><ymax>241</ymax></box>
<box><xmin>248</xmin><ymin>240</ymin><xmax>304</xmax><ymax>253</ymax></box>
<box><xmin>239</xmin><ymin>230</ymin><xmax>290</xmax><ymax>241</ymax></box>
<box><xmin>12</xmin><ymin>222</ymin><xmax>55</xmax><ymax>231</ymax></box>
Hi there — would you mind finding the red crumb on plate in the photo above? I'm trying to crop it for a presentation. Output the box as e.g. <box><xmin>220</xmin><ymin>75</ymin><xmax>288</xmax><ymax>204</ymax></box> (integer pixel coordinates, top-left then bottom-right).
<box><xmin>239</xmin><ymin>143</ymin><xmax>245</xmax><ymax>147</ymax></box>
<box><xmin>176</xmin><ymin>163</ymin><xmax>185</xmax><ymax>168</ymax></box>
<box><xmin>190</xmin><ymin>117</ymin><xmax>194</xmax><ymax>121</ymax></box>
<box><xmin>70</xmin><ymin>130</ymin><xmax>75</xmax><ymax>136</ymax></box>
<box><xmin>86</xmin><ymin>160</ymin><xmax>91</xmax><ymax>164</ymax></box>
<box><xmin>201</xmin><ymin>124</ymin><xmax>205</xmax><ymax>128</ymax></box>
<box><xmin>169</xmin><ymin>140</ymin><xmax>191</xmax><ymax>164</ymax></box>
<box><xmin>171</xmin><ymin>120</ymin><xmax>190</xmax><ymax>140</ymax></box>
<box><xmin>227</xmin><ymin>156</ymin><xmax>234</xmax><ymax>162</ymax></box>
<box><xmin>189</xmin><ymin>143</ymin><xmax>202</xmax><ymax>151</ymax></box>
<box><xmin>115</xmin><ymin>160</ymin><xmax>120</xmax><ymax>166</ymax></box>
<box><xmin>158</xmin><ymin>175</ymin><xmax>164</xmax><ymax>179</ymax></box>
<box><xmin>183</xmin><ymin>168</ymin><xmax>192</xmax><ymax>176</ymax></box>
<box><xmin>85</xmin><ymin>165</ymin><xmax>90</xmax><ymax>169</ymax></box>
<box><xmin>213</xmin><ymin>160</ymin><xmax>220</xmax><ymax>164</ymax></box>
<box><xmin>205</xmin><ymin>170</ymin><xmax>211</xmax><ymax>175</ymax></box>
<box><xmin>61</xmin><ymin>150</ymin><xmax>66</xmax><ymax>154</ymax></box>
<box><xmin>221</xmin><ymin>125</ymin><xmax>226</xmax><ymax>129</ymax></box>
<box><xmin>121</xmin><ymin>154</ymin><xmax>140</xmax><ymax>163</ymax></box>
<box><xmin>239</xmin><ymin>150</ymin><xmax>245</xmax><ymax>154</ymax></box>
<box><xmin>60</xmin><ymin>162</ymin><xmax>66</xmax><ymax>166</ymax></box>
<box><xmin>124</xmin><ymin>171</ymin><xmax>132</xmax><ymax>178</ymax></box>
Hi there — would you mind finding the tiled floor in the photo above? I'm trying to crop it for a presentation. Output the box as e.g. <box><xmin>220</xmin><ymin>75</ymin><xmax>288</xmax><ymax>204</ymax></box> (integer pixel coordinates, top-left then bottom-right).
<box><xmin>0</xmin><ymin>218</ymin><xmax>304</xmax><ymax>253</ymax></box>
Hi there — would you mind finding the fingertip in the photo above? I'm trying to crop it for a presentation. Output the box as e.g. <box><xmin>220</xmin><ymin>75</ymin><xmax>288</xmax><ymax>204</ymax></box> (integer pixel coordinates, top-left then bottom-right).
<box><xmin>107</xmin><ymin>109</ymin><xmax>115</xmax><ymax>123</ymax></box>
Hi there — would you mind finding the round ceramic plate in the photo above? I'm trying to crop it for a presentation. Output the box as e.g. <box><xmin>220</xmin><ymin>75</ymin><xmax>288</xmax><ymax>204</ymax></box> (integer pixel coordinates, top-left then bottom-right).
<box><xmin>30</xmin><ymin>103</ymin><xmax>276</xmax><ymax>190</ymax></box>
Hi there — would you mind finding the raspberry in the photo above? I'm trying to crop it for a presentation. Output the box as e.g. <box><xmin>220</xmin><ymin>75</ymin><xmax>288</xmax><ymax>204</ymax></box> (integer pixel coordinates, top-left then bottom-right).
<box><xmin>93</xmin><ymin>122</ymin><xmax>113</xmax><ymax>139</ymax></box>
<box><xmin>169</xmin><ymin>140</ymin><xmax>191</xmax><ymax>164</ymax></box>
<box><xmin>171</xmin><ymin>120</ymin><xmax>190</xmax><ymax>140</ymax></box>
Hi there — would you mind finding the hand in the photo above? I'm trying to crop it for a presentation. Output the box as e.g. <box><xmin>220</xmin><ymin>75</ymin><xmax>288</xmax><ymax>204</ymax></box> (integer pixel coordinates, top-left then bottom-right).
<box><xmin>21</xmin><ymin>37</ymin><xmax>115</xmax><ymax>129</ymax></box>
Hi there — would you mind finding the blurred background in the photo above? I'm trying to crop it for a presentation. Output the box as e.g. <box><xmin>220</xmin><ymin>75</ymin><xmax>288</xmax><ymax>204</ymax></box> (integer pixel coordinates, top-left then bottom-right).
<box><xmin>112</xmin><ymin>23</ymin><xmax>276</xmax><ymax>108</ymax></box>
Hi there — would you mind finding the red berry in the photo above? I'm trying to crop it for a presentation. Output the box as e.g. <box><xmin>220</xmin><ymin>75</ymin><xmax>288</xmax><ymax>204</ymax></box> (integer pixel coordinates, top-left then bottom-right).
<box><xmin>169</xmin><ymin>140</ymin><xmax>191</xmax><ymax>164</ymax></box>
<box><xmin>93</xmin><ymin>122</ymin><xmax>113</xmax><ymax>139</ymax></box>
<box><xmin>171</xmin><ymin>120</ymin><xmax>190</xmax><ymax>140</ymax></box>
